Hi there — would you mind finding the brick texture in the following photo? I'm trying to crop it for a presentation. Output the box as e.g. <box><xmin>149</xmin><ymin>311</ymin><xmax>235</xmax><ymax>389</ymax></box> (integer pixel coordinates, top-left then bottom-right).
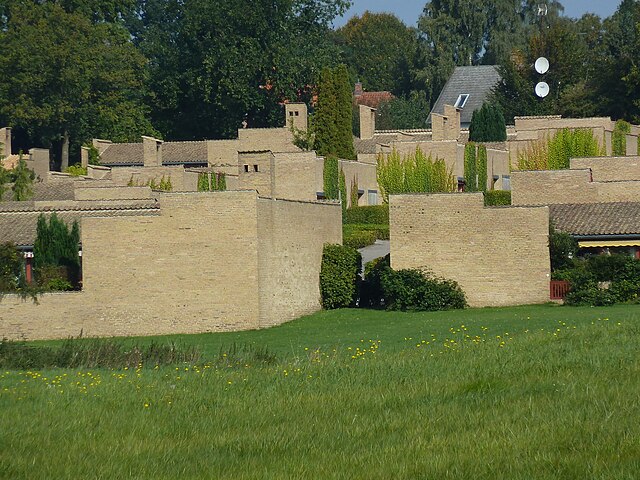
<box><xmin>390</xmin><ymin>193</ymin><xmax>550</xmax><ymax>307</ymax></box>
<box><xmin>0</xmin><ymin>191</ymin><xmax>342</xmax><ymax>340</ymax></box>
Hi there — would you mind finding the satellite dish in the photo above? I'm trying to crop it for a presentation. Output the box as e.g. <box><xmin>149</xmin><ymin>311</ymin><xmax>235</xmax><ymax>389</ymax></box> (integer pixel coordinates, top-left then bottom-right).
<box><xmin>537</xmin><ymin>3</ymin><xmax>548</xmax><ymax>16</ymax></box>
<box><xmin>535</xmin><ymin>82</ymin><xmax>550</xmax><ymax>98</ymax></box>
<box><xmin>535</xmin><ymin>57</ymin><xmax>550</xmax><ymax>74</ymax></box>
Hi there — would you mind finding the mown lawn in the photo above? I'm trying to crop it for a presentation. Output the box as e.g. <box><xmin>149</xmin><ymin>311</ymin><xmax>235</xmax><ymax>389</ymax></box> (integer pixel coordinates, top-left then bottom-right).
<box><xmin>1</xmin><ymin>304</ymin><xmax>639</xmax><ymax>479</ymax></box>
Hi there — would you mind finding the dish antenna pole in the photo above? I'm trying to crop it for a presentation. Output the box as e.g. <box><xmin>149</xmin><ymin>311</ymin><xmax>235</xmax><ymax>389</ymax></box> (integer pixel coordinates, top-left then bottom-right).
<box><xmin>534</xmin><ymin>3</ymin><xmax>550</xmax><ymax>100</ymax></box>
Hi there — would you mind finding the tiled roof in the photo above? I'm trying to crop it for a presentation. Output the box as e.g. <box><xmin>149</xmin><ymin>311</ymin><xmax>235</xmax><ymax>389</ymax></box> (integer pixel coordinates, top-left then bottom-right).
<box><xmin>549</xmin><ymin>202</ymin><xmax>640</xmax><ymax>236</ymax></box>
<box><xmin>0</xmin><ymin>200</ymin><xmax>161</xmax><ymax>246</ymax></box>
<box><xmin>354</xmin><ymin>91</ymin><xmax>394</xmax><ymax>109</ymax></box>
<box><xmin>163</xmin><ymin>141</ymin><xmax>208</xmax><ymax>164</ymax></box>
<box><xmin>100</xmin><ymin>141</ymin><xmax>208</xmax><ymax>166</ymax></box>
<box><xmin>353</xmin><ymin>134</ymin><xmax>397</xmax><ymax>154</ymax></box>
<box><xmin>99</xmin><ymin>143</ymin><xmax>143</xmax><ymax>165</ymax></box>
<box><xmin>428</xmin><ymin>65</ymin><xmax>501</xmax><ymax>126</ymax></box>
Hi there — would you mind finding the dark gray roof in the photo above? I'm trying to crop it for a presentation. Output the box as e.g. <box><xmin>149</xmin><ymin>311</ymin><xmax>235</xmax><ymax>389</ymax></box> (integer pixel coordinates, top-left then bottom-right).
<box><xmin>100</xmin><ymin>141</ymin><xmax>208</xmax><ymax>166</ymax></box>
<box><xmin>549</xmin><ymin>202</ymin><xmax>640</xmax><ymax>237</ymax></box>
<box><xmin>0</xmin><ymin>200</ymin><xmax>161</xmax><ymax>247</ymax></box>
<box><xmin>428</xmin><ymin>66</ymin><xmax>501</xmax><ymax>126</ymax></box>
<box><xmin>354</xmin><ymin>134</ymin><xmax>398</xmax><ymax>155</ymax></box>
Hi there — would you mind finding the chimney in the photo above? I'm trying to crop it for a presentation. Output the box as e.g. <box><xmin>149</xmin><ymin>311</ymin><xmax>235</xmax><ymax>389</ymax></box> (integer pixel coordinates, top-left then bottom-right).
<box><xmin>359</xmin><ymin>105</ymin><xmax>376</xmax><ymax>140</ymax></box>
<box><xmin>443</xmin><ymin>104</ymin><xmax>461</xmax><ymax>140</ymax></box>
<box><xmin>142</xmin><ymin>136</ymin><xmax>163</xmax><ymax>167</ymax></box>
<box><xmin>81</xmin><ymin>146</ymin><xmax>90</xmax><ymax>168</ymax></box>
<box><xmin>0</xmin><ymin>127</ymin><xmax>12</xmax><ymax>157</ymax></box>
<box><xmin>354</xmin><ymin>82</ymin><xmax>363</xmax><ymax>97</ymax></box>
<box><xmin>285</xmin><ymin>102</ymin><xmax>308</xmax><ymax>131</ymax></box>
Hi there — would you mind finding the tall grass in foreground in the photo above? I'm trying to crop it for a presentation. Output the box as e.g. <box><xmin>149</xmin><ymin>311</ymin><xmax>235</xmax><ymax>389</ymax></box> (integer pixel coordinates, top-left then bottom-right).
<box><xmin>1</xmin><ymin>316</ymin><xmax>638</xmax><ymax>479</ymax></box>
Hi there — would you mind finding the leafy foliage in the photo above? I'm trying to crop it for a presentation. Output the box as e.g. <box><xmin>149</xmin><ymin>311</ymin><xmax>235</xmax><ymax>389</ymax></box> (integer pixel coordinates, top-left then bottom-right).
<box><xmin>64</xmin><ymin>164</ymin><xmax>88</xmax><ymax>176</ymax></box>
<box><xmin>33</xmin><ymin>213</ymin><xmax>80</xmax><ymax>289</ymax></box>
<box><xmin>197</xmin><ymin>173</ymin><xmax>210</xmax><ymax>192</ymax></box>
<box><xmin>314</xmin><ymin>65</ymin><xmax>356</xmax><ymax>160</ymax></box>
<box><xmin>343</xmin><ymin>205</ymin><xmax>389</xmax><ymax>225</ymax></box>
<box><xmin>0</xmin><ymin>2</ymin><xmax>155</xmax><ymax>165</ymax></box>
<box><xmin>376</xmin><ymin>148</ymin><xmax>455</xmax><ymax>203</ymax></box>
<box><xmin>380</xmin><ymin>268</ymin><xmax>467</xmax><ymax>312</ymax></box>
<box><xmin>468</xmin><ymin>103</ymin><xmax>507</xmax><ymax>142</ymax></box>
<box><xmin>375</xmin><ymin>92</ymin><xmax>430</xmax><ymax>130</ymax></box>
<box><xmin>517</xmin><ymin>128</ymin><xmax>603</xmax><ymax>170</ymax></box>
<box><xmin>484</xmin><ymin>190</ymin><xmax>512</xmax><ymax>206</ymax></box>
<box><xmin>476</xmin><ymin>145</ymin><xmax>488</xmax><ymax>193</ymax></box>
<box><xmin>463</xmin><ymin>143</ymin><xmax>477</xmax><ymax>192</ymax></box>
<box><xmin>612</xmin><ymin>120</ymin><xmax>631</xmax><ymax>156</ymax></box>
<box><xmin>134</xmin><ymin>0</ymin><xmax>348</xmax><ymax>140</ymax></box>
<box><xmin>339</xmin><ymin>169</ymin><xmax>347</xmax><ymax>217</ymax></box>
<box><xmin>549</xmin><ymin>223</ymin><xmax>577</xmax><ymax>272</ymax></box>
<box><xmin>337</xmin><ymin>12</ymin><xmax>418</xmax><ymax>94</ymax></box>
<box><xmin>319</xmin><ymin>244</ymin><xmax>361</xmax><ymax>309</ymax></box>
<box><xmin>0</xmin><ymin>242</ymin><xmax>26</xmax><ymax>293</ymax></box>
<box><xmin>11</xmin><ymin>155</ymin><xmax>34</xmax><ymax>201</ymax></box>
<box><xmin>323</xmin><ymin>156</ymin><xmax>339</xmax><ymax>200</ymax></box>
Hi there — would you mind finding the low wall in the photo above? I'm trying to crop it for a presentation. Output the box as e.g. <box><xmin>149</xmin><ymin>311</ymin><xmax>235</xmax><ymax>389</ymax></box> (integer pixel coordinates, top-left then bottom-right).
<box><xmin>390</xmin><ymin>193</ymin><xmax>550</xmax><ymax>307</ymax></box>
<box><xmin>570</xmin><ymin>156</ymin><xmax>640</xmax><ymax>182</ymax></box>
<box><xmin>511</xmin><ymin>169</ymin><xmax>640</xmax><ymax>205</ymax></box>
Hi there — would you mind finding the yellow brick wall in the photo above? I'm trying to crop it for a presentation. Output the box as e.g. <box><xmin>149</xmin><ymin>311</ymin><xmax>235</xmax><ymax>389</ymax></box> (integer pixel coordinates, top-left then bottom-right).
<box><xmin>257</xmin><ymin>198</ymin><xmax>342</xmax><ymax>328</ymax></box>
<box><xmin>237</xmin><ymin>152</ymin><xmax>274</xmax><ymax>197</ymax></box>
<box><xmin>272</xmin><ymin>152</ymin><xmax>318</xmax><ymax>202</ymax></box>
<box><xmin>390</xmin><ymin>193</ymin><xmax>550</xmax><ymax>307</ymax></box>
<box><xmin>74</xmin><ymin>186</ymin><xmax>152</xmax><ymax>201</ymax></box>
<box><xmin>338</xmin><ymin>160</ymin><xmax>379</xmax><ymax>206</ymax></box>
<box><xmin>570</xmin><ymin>156</ymin><xmax>640</xmax><ymax>182</ymax></box>
<box><xmin>110</xmin><ymin>166</ymin><xmax>197</xmax><ymax>192</ymax></box>
<box><xmin>511</xmin><ymin>169</ymin><xmax>640</xmax><ymax>205</ymax></box>
<box><xmin>0</xmin><ymin>191</ymin><xmax>342</xmax><ymax>340</ymax></box>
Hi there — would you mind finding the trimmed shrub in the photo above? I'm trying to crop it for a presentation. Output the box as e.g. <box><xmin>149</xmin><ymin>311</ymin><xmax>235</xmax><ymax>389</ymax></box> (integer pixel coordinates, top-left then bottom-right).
<box><xmin>469</xmin><ymin>103</ymin><xmax>507</xmax><ymax>142</ymax></box>
<box><xmin>323</xmin><ymin>156</ymin><xmax>339</xmax><ymax>200</ymax></box>
<box><xmin>343</xmin><ymin>205</ymin><xmax>389</xmax><ymax>225</ymax></box>
<box><xmin>343</xmin><ymin>230</ymin><xmax>377</xmax><ymax>249</ymax></box>
<box><xmin>380</xmin><ymin>268</ymin><xmax>467</xmax><ymax>311</ymax></box>
<box><xmin>549</xmin><ymin>223</ymin><xmax>577</xmax><ymax>272</ymax></box>
<box><xmin>319</xmin><ymin>244</ymin><xmax>361</xmax><ymax>309</ymax></box>
<box><xmin>477</xmin><ymin>145</ymin><xmax>488</xmax><ymax>192</ymax></box>
<box><xmin>484</xmin><ymin>190</ymin><xmax>511</xmax><ymax>206</ymax></box>
<box><xmin>343</xmin><ymin>224</ymin><xmax>389</xmax><ymax>241</ymax></box>
<box><xmin>464</xmin><ymin>143</ymin><xmax>477</xmax><ymax>192</ymax></box>
<box><xmin>339</xmin><ymin>169</ymin><xmax>347</xmax><ymax>217</ymax></box>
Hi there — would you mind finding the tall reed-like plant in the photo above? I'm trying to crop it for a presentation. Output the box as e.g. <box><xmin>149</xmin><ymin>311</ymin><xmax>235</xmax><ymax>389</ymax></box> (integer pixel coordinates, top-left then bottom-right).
<box><xmin>376</xmin><ymin>147</ymin><xmax>455</xmax><ymax>203</ymax></box>
<box><xmin>517</xmin><ymin>128</ymin><xmax>603</xmax><ymax>170</ymax></box>
<box><xmin>612</xmin><ymin>120</ymin><xmax>631</xmax><ymax>156</ymax></box>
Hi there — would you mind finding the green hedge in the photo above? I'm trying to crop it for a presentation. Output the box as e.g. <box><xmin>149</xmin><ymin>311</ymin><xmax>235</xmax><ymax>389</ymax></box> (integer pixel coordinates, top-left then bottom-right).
<box><xmin>484</xmin><ymin>190</ymin><xmax>511</xmax><ymax>206</ymax></box>
<box><xmin>319</xmin><ymin>244</ymin><xmax>361</xmax><ymax>309</ymax></box>
<box><xmin>343</xmin><ymin>230</ymin><xmax>377</xmax><ymax>249</ymax></box>
<box><xmin>343</xmin><ymin>205</ymin><xmax>389</xmax><ymax>225</ymax></box>
<box><xmin>380</xmin><ymin>268</ymin><xmax>467</xmax><ymax>311</ymax></box>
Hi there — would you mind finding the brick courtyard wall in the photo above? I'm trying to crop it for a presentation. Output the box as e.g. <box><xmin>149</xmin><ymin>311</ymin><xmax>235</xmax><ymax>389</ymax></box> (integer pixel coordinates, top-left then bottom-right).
<box><xmin>272</xmin><ymin>152</ymin><xmax>318</xmax><ymax>202</ymax></box>
<box><xmin>511</xmin><ymin>169</ymin><xmax>640</xmax><ymax>205</ymax></box>
<box><xmin>570</xmin><ymin>156</ymin><xmax>640</xmax><ymax>181</ymax></box>
<box><xmin>257</xmin><ymin>198</ymin><xmax>342</xmax><ymax>328</ymax></box>
<box><xmin>109</xmin><ymin>166</ymin><xmax>197</xmax><ymax>192</ymax></box>
<box><xmin>0</xmin><ymin>191</ymin><xmax>341</xmax><ymax>340</ymax></box>
<box><xmin>389</xmin><ymin>193</ymin><xmax>550</xmax><ymax>307</ymax></box>
<box><xmin>338</xmin><ymin>160</ymin><xmax>379</xmax><ymax>206</ymax></box>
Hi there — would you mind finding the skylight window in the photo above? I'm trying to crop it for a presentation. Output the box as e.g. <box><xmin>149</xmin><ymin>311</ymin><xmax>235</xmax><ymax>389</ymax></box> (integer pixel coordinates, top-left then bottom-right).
<box><xmin>454</xmin><ymin>94</ymin><xmax>469</xmax><ymax>109</ymax></box>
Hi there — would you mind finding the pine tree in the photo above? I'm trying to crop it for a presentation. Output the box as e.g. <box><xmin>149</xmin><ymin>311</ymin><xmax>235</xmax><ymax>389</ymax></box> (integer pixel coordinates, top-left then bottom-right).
<box><xmin>12</xmin><ymin>154</ymin><xmax>34</xmax><ymax>201</ymax></box>
<box><xmin>477</xmin><ymin>145</ymin><xmax>488</xmax><ymax>192</ymax></box>
<box><xmin>323</xmin><ymin>156</ymin><xmax>339</xmax><ymax>199</ymax></box>
<box><xmin>314</xmin><ymin>65</ymin><xmax>356</xmax><ymax>160</ymax></box>
<box><xmin>350</xmin><ymin>175</ymin><xmax>359</xmax><ymax>208</ymax></box>
<box><xmin>339</xmin><ymin>168</ymin><xmax>347</xmax><ymax>217</ymax></box>
<box><xmin>464</xmin><ymin>143</ymin><xmax>477</xmax><ymax>192</ymax></box>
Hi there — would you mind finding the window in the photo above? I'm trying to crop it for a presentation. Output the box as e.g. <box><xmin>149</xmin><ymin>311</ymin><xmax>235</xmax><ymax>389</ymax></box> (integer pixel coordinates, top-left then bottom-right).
<box><xmin>253</xmin><ymin>164</ymin><xmax>259</xmax><ymax>172</ymax></box>
<box><xmin>457</xmin><ymin>177</ymin><xmax>465</xmax><ymax>192</ymax></box>
<box><xmin>244</xmin><ymin>164</ymin><xmax>249</xmax><ymax>172</ymax></box>
<box><xmin>367</xmin><ymin>190</ymin><xmax>378</xmax><ymax>205</ymax></box>
<box><xmin>294</xmin><ymin>111</ymin><xmax>299</xmax><ymax>116</ymax></box>
<box><xmin>454</xmin><ymin>94</ymin><xmax>469</xmax><ymax>109</ymax></box>
<box><xmin>289</xmin><ymin>111</ymin><xmax>294</xmax><ymax>117</ymax></box>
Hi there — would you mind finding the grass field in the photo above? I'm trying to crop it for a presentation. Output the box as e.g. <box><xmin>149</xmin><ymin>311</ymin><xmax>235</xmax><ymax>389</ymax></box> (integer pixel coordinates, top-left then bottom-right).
<box><xmin>1</xmin><ymin>304</ymin><xmax>639</xmax><ymax>479</ymax></box>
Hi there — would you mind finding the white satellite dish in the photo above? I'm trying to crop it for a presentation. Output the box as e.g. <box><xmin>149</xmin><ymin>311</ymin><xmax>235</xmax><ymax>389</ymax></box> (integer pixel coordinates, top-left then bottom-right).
<box><xmin>535</xmin><ymin>57</ymin><xmax>550</xmax><ymax>74</ymax></box>
<box><xmin>535</xmin><ymin>81</ymin><xmax>550</xmax><ymax>98</ymax></box>
<box><xmin>537</xmin><ymin>3</ymin><xmax>548</xmax><ymax>16</ymax></box>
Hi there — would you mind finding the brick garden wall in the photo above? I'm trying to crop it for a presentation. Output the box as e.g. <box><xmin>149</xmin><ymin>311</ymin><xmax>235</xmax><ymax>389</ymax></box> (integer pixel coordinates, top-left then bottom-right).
<box><xmin>389</xmin><ymin>193</ymin><xmax>550</xmax><ymax>307</ymax></box>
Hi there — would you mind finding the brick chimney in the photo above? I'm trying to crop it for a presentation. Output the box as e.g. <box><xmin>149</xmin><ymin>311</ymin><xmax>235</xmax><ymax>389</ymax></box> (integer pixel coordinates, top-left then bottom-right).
<box><xmin>0</xmin><ymin>127</ymin><xmax>11</xmax><ymax>157</ymax></box>
<box><xmin>359</xmin><ymin>105</ymin><xmax>376</xmax><ymax>140</ymax></box>
<box><xmin>142</xmin><ymin>136</ymin><xmax>163</xmax><ymax>167</ymax></box>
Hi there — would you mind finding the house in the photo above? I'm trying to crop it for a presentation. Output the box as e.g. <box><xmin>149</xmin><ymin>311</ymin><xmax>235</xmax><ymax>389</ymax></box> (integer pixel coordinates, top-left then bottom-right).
<box><xmin>428</xmin><ymin>65</ymin><xmax>501</xmax><ymax>129</ymax></box>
